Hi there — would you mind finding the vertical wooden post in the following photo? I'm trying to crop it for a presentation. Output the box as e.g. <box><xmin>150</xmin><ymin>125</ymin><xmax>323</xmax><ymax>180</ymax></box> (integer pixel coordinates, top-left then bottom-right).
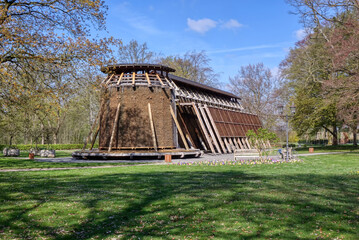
<box><xmin>108</xmin><ymin>102</ymin><xmax>121</xmax><ymax>152</ymax></box>
<box><xmin>203</xmin><ymin>106</ymin><xmax>227</xmax><ymax>153</ymax></box>
<box><xmin>192</xmin><ymin>102</ymin><xmax>215</xmax><ymax>153</ymax></box>
<box><xmin>170</xmin><ymin>105</ymin><xmax>189</xmax><ymax>150</ymax></box>
<box><xmin>148</xmin><ymin>103</ymin><xmax>158</xmax><ymax>151</ymax></box>
<box><xmin>132</xmin><ymin>72</ymin><xmax>136</xmax><ymax>86</ymax></box>
<box><xmin>199</xmin><ymin>105</ymin><xmax>222</xmax><ymax>154</ymax></box>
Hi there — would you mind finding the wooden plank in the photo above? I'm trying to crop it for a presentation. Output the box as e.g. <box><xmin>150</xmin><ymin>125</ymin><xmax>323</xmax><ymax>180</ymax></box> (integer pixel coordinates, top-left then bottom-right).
<box><xmin>105</xmin><ymin>73</ymin><xmax>115</xmax><ymax>85</ymax></box>
<box><xmin>89</xmin><ymin>126</ymin><xmax>100</xmax><ymax>150</ymax></box>
<box><xmin>228</xmin><ymin>137</ymin><xmax>236</xmax><ymax>151</ymax></box>
<box><xmin>117</xmin><ymin>72</ymin><xmax>124</xmax><ymax>85</ymax></box>
<box><xmin>223</xmin><ymin>138</ymin><xmax>232</xmax><ymax>153</ymax></box>
<box><xmin>199</xmin><ymin>104</ymin><xmax>222</xmax><ymax>154</ymax></box>
<box><xmin>148</xmin><ymin>103</ymin><xmax>157</xmax><ymax>151</ymax></box>
<box><xmin>170</xmin><ymin>105</ymin><xmax>189</xmax><ymax>150</ymax></box>
<box><xmin>232</xmin><ymin>137</ymin><xmax>240</xmax><ymax>150</ymax></box>
<box><xmin>132</xmin><ymin>72</ymin><xmax>136</xmax><ymax>86</ymax></box>
<box><xmin>108</xmin><ymin>102</ymin><xmax>121</xmax><ymax>152</ymax></box>
<box><xmin>195</xmin><ymin>128</ymin><xmax>207</xmax><ymax>151</ymax></box>
<box><xmin>236</xmin><ymin>137</ymin><xmax>244</xmax><ymax>149</ymax></box>
<box><xmin>192</xmin><ymin>102</ymin><xmax>215</xmax><ymax>154</ymax></box>
<box><xmin>204</xmin><ymin>106</ymin><xmax>227</xmax><ymax>153</ymax></box>
<box><xmin>240</xmin><ymin>137</ymin><xmax>248</xmax><ymax>149</ymax></box>
<box><xmin>245</xmin><ymin>137</ymin><xmax>252</xmax><ymax>149</ymax></box>
<box><xmin>145</xmin><ymin>72</ymin><xmax>152</xmax><ymax>86</ymax></box>
<box><xmin>156</xmin><ymin>74</ymin><xmax>165</xmax><ymax>87</ymax></box>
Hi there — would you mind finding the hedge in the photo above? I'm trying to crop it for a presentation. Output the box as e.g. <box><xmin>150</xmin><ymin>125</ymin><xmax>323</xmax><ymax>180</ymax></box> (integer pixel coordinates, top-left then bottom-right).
<box><xmin>0</xmin><ymin>144</ymin><xmax>99</xmax><ymax>151</ymax></box>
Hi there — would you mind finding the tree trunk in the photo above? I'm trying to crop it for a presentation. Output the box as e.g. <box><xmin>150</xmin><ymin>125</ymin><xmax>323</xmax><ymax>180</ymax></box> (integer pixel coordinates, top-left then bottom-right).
<box><xmin>9</xmin><ymin>135</ymin><xmax>13</xmax><ymax>146</ymax></box>
<box><xmin>332</xmin><ymin>125</ymin><xmax>338</xmax><ymax>146</ymax></box>
<box><xmin>352</xmin><ymin>127</ymin><xmax>357</xmax><ymax>146</ymax></box>
<box><xmin>41</xmin><ymin>123</ymin><xmax>45</xmax><ymax>145</ymax></box>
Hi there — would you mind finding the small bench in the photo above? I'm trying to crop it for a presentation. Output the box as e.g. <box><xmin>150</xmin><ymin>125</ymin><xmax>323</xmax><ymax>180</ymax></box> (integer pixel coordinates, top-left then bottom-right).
<box><xmin>233</xmin><ymin>149</ymin><xmax>260</xmax><ymax>160</ymax></box>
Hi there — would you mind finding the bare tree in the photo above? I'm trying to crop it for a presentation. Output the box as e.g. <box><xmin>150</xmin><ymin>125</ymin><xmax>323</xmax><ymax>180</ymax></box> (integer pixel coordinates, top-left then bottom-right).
<box><xmin>118</xmin><ymin>40</ymin><xmax>156</xmax><ymax>63</ymax></box>
<box><xmin>228</xmin><ymin>63</ymin><xmax>278</xmax><ymax>129</ymax></box>
<box><xmin>160</xmin><ymin>50</ymin><xmax>220</xmax><ymax>87</ymax></box>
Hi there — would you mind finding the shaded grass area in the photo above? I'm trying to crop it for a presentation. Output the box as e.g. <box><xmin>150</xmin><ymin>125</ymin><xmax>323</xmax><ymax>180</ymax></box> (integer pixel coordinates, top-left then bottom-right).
<box><xmin>0</xmin><ymin>154</ymin><xmax>358</xmax><ymax>239</ymax></box>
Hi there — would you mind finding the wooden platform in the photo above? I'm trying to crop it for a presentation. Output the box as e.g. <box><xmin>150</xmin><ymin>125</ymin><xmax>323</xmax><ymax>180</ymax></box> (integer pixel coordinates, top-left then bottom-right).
<box><xmin>72</xmin><ymin>149</ymin><xmax>203</xmax><ymax>160</ymax></box>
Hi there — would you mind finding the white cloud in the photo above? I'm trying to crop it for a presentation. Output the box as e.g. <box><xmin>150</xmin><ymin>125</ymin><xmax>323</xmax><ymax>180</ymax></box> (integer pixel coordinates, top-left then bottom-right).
<box><xmin>222</xmin><ymin>19</ymin><xmax>243</xmax><ymax>29</ymax></box>
<box><xmin>295</xmin><ymin>29</ymin><xmax>307</xmax><ymax>40</ymax></box>
<box><xmin>208</xmin><ymin>42</ymin><xmax>290</xmax><ymax>54</ymax></box>
<box><xmin>187</xmin><ymin>18</ymin><xmax>217</xmax><ymax>34</ymax></box>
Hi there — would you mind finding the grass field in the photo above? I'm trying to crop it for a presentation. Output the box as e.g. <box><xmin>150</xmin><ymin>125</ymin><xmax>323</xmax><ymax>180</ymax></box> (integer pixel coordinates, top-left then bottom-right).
<box><xmin>0</xmin><ymin>153</ymin><xmax>358</xmax><ymax>239</ymax></box>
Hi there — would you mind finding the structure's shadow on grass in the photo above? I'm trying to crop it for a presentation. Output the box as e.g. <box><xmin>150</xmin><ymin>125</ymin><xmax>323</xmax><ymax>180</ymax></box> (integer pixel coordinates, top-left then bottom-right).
<box><xmin>0</xmin><ymin>169</ymin><xmax>358</xmax><ymax>239</ymax></box>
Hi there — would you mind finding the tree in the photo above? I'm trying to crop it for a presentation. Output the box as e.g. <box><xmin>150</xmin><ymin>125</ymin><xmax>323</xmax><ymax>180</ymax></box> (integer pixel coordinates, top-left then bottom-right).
<box><xmin>118</xmin><ymin>40</ymin><xmax>156</xmax><ymax>63</ymax></box>
<box><xmin>280</xmin><ymin>34</ymin><xmax>341</xmax><ymax>145</ymax></box>
<box><xmin>160</xmin><ymin>50</ymin><xmax>220</xmax><ymax>87</ymax></box>
<box><xmin>286</xmin><ymin>0</ymin><xmax>359</xmax><ymax>145</ymax></box>
<box><xmin>246</xmin><ymin>128</ymin><xmax>278</xmax><ymax>160</ymax></box>
<box><xmin>228</xmin><ymin>63</ymin><xmax>278</xmax><ymax>129</ymax></box>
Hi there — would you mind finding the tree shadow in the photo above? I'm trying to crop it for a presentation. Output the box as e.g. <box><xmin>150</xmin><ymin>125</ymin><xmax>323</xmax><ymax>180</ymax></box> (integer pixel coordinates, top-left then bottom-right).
<box><xmin>0</xmin><ymin>168</ymin><xmax>358</xmax><ymax>239</ymax></box>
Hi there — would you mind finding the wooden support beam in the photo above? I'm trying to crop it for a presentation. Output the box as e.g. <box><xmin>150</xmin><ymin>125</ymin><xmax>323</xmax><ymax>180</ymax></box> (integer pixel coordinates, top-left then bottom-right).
<box><xmin>245</xmin><ymin>137</ymin><xmax>252</xmax><ymax>149</ymax></box>
<box><xmin>236</xmin><ymin>137</ymin><xmax>244</xmax><ymax>149</ymax></box>
<box><xmin>170</xmin><ymin>105</ymin><xmax>189</xmax><ymax>150</ymax></box>
<box><xmin>192</xmin><ymin>102</ymin><xmax>215</xmax><ymax>154</ymax></box>
<box><xmin>232</xmin><ymin>137</ymin><xmax>240</xmax><ymax>150</ymax></box>
<box><xmin>267</xmin><ymin>140</ymin><xmax>272</xmax><ymax>148</ymax></box>
<box><xmin>156</xmin><ymin>74</ymin><xmax>165</xmax><ymax>87</ymax></box>
<box><xmin>203</xmin><ymin>106</ymin><xmax>227</xmax><ymax>153</ymax></box>
<box><xmin>117</xmin><ymin>72</ymin><xmax>124</xmax><ymax>85</ymax></box>
<box><xmin>240</xmin><ymin>138</ymin><xmax>248</xmax><ymax>149</ymax></box>
<box><xmin>223</xmin><ymin>138</ymin><xmax>232</xmax><ymax>153</ymax></box>
<box><xmin>105</xmin><ymin>73</ymin><xmax>115</xmax><ymax>85</ymax></box>
<box><xmin>148</xmin><ymin>103</ymin><xmax>157</xmax><ymax>151</ymax></box>
<box><xmin>228</xmin><ymin>137</ymin><xmax>236</xmax><ymax>151</ymax></box>
<box><xmin>199</xmin><ymin>105</ymin><xmax>221</xmax><ymax>154</ymax></box>
<box><xmin>195</xmin><ymin>128</ymin><xmax>207</xmax><ymax>151</ymax></box>
<box><xmin>108</xmin><ymin>102</ymin><xmax>121</xmax><ymax>152</ymax></box>
<box><xmin>145</xmin><ymin>72</ymin><xmax>152</xmax><ymax>86</ymax></box>
<box><xmin>132</xmin><ymin>72</ymin><xmax>136</xmax><ymax>86</ymax></box>
<box><xmin>90</xmin><ymin>126</ymin><xmax>100</xmax><ymax>150</ymax></box>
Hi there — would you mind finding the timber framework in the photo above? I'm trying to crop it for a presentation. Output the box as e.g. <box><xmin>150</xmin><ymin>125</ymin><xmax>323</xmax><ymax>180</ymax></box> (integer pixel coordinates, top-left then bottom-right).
<box><xmin>73</xmin><ymin>63</ymin><xmax>262</xmax><ymax>160</ymax></box>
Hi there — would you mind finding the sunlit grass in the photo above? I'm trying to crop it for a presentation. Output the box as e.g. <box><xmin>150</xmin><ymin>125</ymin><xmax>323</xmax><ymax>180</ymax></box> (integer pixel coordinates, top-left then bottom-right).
<box><xmin>0</xmin><ymin>153</ymin><xmax>358</xmax><ymax>239</ymax></box>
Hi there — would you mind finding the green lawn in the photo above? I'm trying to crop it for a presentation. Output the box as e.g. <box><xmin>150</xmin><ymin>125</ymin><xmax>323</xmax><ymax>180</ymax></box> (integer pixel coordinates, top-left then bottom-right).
<box><xmin>0</xmin><ymin>154</ymin><xmax>358</xmax><ymax>239</ymax></box>
<box><xmin>295</xmin><ymin>145</ymin><xmax>359</xmax><ymax>154</ymax></box>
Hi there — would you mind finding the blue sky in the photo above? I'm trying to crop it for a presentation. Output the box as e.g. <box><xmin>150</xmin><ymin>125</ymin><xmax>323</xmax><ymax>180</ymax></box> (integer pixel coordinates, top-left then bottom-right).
<box><xmin>103</xmin><ymin>0</ymin><xmax>304</xmax><ymax>85</ymax></box>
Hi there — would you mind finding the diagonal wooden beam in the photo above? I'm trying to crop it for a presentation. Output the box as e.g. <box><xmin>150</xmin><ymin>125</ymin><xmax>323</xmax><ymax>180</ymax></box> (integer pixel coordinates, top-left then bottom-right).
<box><xmin>108</xmin><ymin>103</ymin><xmax>121</xmax><ymax>152</ymax></box>
<box><xmin>199</xmin><ymin>104</ymin><xmax>222</xmax><ymax>154</ymax></box>
<box><xmin>204</xmin><ymin>106</ymin><xmax>227</xmax><ymax>153</ymax></box>
<box><xmin>148</xmin><ymin>103</ymin><xmax>158</xmax><ymax>151</ymax></box>
<box><xmin>192</xmin><ymin>102</ymin><xmax>215</xmax><ymax>154</ymax></box>
<box><xmin>145</xmin><ymin>72</ymin><xmax>152</xmax><ymax>86</ymax></box>
<box><xmin>117</xmin><ymin>72</ymin><xmax>124</xmax><ymax>85</ymax></box>
<box><xmin>170</xmin><ymin>105</ymin><xmax>189</xmax><ymax>150</ymax></box>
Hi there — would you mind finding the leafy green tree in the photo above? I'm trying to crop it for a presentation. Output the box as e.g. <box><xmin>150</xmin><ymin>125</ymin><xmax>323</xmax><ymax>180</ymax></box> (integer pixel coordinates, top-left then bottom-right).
<box><xmin>280</xmin><ymin>32</ymin><xmax>340</xmax><ymax>145</ymax></box>
<box><xmin>246</xmin><ymin>128</ymin><xmax>278</xmax><ymax>160</ymax></box>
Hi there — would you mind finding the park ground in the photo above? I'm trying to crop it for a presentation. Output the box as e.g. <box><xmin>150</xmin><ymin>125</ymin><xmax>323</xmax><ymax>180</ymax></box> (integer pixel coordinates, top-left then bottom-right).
<box><xmin>0</xmin><ymin>148</ymin><xmax>358</xmax><ymax>239</ymax></box>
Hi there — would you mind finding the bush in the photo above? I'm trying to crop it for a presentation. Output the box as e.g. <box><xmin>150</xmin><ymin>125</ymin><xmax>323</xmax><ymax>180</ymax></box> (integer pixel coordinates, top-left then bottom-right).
<box><xmin>282</xmin><ymin>143</ymin><xmax>296</xmax><ymax>148</ymax></box>
<box><xmin>0</xmin><ymin>144</ymin><xmax>99</xmax><ymax>151</ymax></box>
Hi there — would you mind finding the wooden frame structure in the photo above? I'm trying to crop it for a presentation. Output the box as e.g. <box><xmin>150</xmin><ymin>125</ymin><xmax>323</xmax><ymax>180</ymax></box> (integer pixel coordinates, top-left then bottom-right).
<box><xmin>74</xmin><ymin>63</ymin><xmax>261</xmax><ymax>159</ymax></box>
